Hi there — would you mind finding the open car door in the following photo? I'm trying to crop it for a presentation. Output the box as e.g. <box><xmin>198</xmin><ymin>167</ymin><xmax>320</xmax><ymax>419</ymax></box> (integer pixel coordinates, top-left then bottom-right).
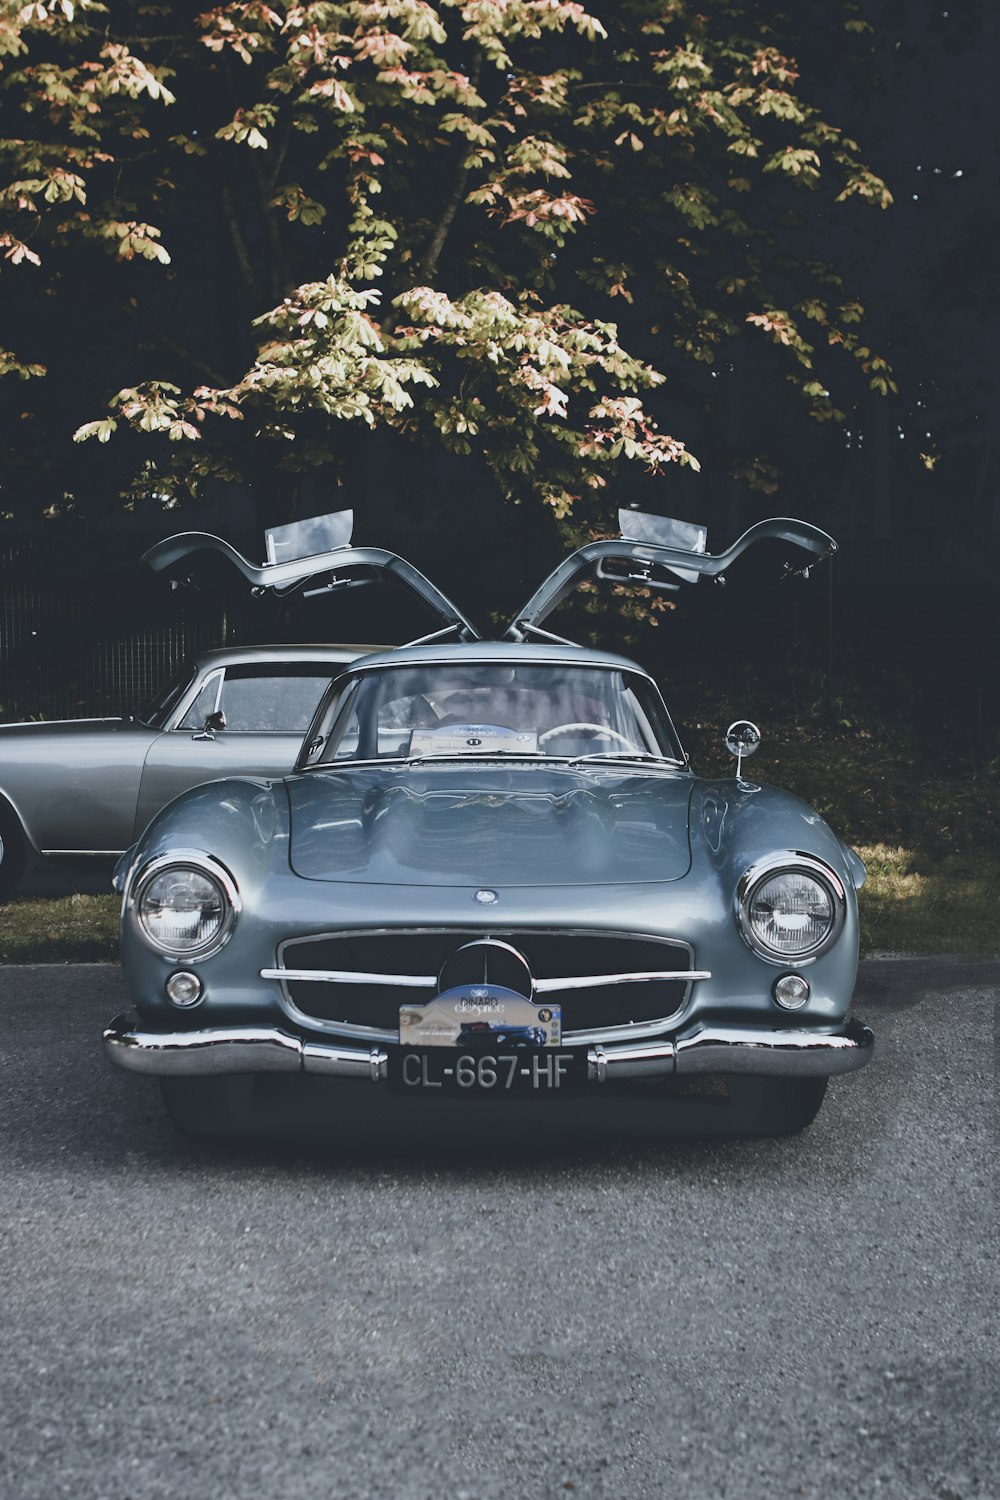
<box><xmin>505</xmin><ymin>511</ymin><xmax>837</xmax><ymax>640</ymax></box>
<box><xmin>143</xmin><ymin>509</ymin><xmax>481</xmax><ymax>643</ymax></box>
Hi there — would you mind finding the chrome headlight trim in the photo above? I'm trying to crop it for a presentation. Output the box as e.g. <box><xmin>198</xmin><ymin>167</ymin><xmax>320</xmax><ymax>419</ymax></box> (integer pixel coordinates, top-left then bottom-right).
<box><xmin>735</xmin><ymin>852</ymin><xmax>846</xmax><ymax>965</ymax></box>
<box><xmin>128</xmin><ymin>850</ymin><xmax>241</xmax><ymax>962</ymax></box>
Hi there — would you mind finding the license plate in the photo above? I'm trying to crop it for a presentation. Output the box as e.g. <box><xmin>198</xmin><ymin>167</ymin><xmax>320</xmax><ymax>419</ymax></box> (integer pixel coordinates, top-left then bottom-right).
<box><xmin>388</xmin><ymin>1048</ymin><xmax>586</xmax><ymax>1096</ymax></box>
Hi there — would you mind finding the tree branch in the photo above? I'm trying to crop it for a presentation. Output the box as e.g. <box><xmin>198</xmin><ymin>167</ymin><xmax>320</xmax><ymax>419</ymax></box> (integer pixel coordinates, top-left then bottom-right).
<box><xmin>220</xmin><ymin>182</ymin><xmax>264</xmax><ymax>304</ymax></box>
<box><xmin>418</xmin><ymin>160</ymin><xmax>473</xmax><ymax>283</ymax></box>
<box><xmin>248</xmin><ymin>146</ymin><xmax>293</xmax><ymax>302</ymax></box>
<box><xmin>417</xmin><ymin>51</ymin><xmax>483</xmax><ymax>283</ymax></box>
<box><xmin>116</xmin><ymin>300</ymin><xmax>230</xmax><ymax>385</ymax></box>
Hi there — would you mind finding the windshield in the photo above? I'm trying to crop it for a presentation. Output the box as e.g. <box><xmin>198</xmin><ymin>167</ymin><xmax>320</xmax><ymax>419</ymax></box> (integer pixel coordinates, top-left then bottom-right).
<box><xmin>303</xmin><ymin>662</ymin><xmax>683</xmax><ymax>767</ymax></box>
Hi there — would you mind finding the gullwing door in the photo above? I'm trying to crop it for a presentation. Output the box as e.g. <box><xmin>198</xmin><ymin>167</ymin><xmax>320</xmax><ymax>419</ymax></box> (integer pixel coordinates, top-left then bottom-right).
<box><xmin>505</xmin><ymin>511</ymin><xmax>836</xmax><ymax>640</ymax></box>
<box><xmin>143</xmin><ymin>509</ymin><xmax>481</xmax><ymax>643</ymax></box>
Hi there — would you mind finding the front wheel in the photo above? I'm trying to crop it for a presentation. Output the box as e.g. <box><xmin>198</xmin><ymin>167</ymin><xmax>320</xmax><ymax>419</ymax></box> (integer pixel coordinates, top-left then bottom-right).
<box><xmin>724</xmin><ymin>1076</ymin><xmax>828</xmax><ymax>1136</ymax></box>
<box><xmin>159</xmin><ymin>1076</ymin><xmax>255</xmax><ymax>1137</ymax></box>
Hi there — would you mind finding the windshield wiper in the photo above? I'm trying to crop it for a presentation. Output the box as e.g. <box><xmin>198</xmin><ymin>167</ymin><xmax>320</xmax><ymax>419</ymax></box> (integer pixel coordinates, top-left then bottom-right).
<box><xmin>403</xmin><ymin>750</ymin><xmax>546</xmax><ymax>764</ymax></box>
<box><xmin>567</xmin><ymin>751</ymin><xmax>683</xmax><ymax>767</ymax></box>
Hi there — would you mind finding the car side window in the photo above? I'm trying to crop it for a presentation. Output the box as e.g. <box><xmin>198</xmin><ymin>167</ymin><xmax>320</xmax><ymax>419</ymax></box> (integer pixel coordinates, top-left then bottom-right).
<box><xmin>178</xmin><ymin>670</ymin><xmax>333</xmax><ymax>734</ymax></box>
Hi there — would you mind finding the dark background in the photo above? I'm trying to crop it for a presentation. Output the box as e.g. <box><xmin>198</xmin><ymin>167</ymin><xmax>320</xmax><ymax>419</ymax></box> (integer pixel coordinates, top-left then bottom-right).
<box><xmin>1</xmin><ymin>1</ymin><xmax>996</xmax><ymax>750</ymax></box>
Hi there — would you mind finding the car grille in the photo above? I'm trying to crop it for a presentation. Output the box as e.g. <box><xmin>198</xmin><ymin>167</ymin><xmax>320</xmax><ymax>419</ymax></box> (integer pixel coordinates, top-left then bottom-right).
<box><xmin>276</xmin><ymin>930</ymin><xmax>693</xmax><ymax>1037</ymax></box>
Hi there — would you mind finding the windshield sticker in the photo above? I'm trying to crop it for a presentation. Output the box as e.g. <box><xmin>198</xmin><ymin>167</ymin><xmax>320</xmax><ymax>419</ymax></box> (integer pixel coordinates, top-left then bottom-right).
<box><xmin>407</xmin><ymin>724</ymin><xmax>539</xmax><ymax>757</ymax></box>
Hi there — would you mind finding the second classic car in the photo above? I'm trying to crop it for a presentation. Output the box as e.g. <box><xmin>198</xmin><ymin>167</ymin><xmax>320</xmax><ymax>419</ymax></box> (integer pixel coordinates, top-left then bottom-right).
<box><xmin>104</xmin><ymin>509</ymin><xmax>873</xmax><ymax>1139</ymax></box>
<box><xmin>0</xmin><ymin>643</ymin><xmax>368</xmax><ymax>897</ymax></box>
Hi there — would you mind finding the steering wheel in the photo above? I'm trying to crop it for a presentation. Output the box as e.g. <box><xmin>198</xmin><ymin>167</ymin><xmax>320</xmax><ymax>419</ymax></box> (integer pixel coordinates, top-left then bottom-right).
<box><xmin>538</xmin><ymin>722</ymin><xmax>637</xmax><ymax>748</ymax></box>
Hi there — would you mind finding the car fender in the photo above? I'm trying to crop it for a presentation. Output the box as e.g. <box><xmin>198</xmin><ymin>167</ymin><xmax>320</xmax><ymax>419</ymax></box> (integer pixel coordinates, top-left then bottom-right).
<box><xmin>681</xmin><ymin>777</ymin><xmax>861</xmax><ymax>1022</ymax></box>
<box><xmin>119</xmin><ymin>776</ymin><xmax>297</xmax><ymax>1023</ymax></box>
<box><xmin>690</xmin><ymin>778</ymin><xmax>860</xmax><ymax>889</ymax></box>
<box><xmin>124</xmin><ymin>776</ymin><xmax>289</xmax><ymax>891</ymax></box>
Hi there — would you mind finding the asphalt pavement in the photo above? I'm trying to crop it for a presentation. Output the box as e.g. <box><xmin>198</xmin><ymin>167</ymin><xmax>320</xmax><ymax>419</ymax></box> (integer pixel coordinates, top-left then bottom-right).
<box><xmin>0</xmin><ymin>959</ymin><xmax>996</xmax><ymax>1500</ymax></box>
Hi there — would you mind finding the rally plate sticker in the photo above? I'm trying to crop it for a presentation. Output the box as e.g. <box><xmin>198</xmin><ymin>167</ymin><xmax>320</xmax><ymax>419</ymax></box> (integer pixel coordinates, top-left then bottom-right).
<box><xmin>399</xmin><ymin>985</ymin><xmax>560</xmax><ymax>1050</ymax></box>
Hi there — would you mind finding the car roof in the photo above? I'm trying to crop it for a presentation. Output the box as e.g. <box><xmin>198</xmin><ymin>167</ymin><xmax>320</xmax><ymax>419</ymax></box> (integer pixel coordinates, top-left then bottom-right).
<box><xmin>191</xmin><ymin>644</ymin><xmax>386</xmax><ymax>670</ymax></box>
<box><xmin>344</xmin><ymin>640</ymin><xmax>650</xmax><ymax>675</ymax></box>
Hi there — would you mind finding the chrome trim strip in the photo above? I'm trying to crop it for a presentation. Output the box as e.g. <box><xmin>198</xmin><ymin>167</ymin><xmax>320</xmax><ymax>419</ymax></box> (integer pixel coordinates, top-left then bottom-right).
<box><xmin>42</xmin><ymin>849</ymin><xmax>126</xmax><ymax>858</ymax></box>
<box><xmin>535</xmin><ymin>969</ymin><xmax>711</xmax><ymax>992</ymax></box>
<box><xmin>261</xmin><ymin>967</ymin><xmax>436</xmax><ymax>988</ymax></box>
<box><xmin>261</xmin><ymin>965</ymin><xmax>709</xmax><ymax>991</ymax></box>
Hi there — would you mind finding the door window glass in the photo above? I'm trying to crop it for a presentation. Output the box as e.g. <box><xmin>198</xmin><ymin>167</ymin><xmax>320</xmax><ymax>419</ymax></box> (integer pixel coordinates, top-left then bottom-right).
<box><xmin>218</xmin><ymin>672</ymin><xmax>333</xmax><ymax>733</ymax></box>
<box><xmin>177</xmin><ymin>669</ymin><xmax>333</xmax><ymax>734</ymax></box>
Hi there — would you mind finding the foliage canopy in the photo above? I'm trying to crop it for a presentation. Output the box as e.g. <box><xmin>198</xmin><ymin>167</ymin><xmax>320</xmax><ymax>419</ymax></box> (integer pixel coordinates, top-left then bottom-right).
<box><xmin>0</xmin><ymin>0</ymin><xmax>892</xmax><ymax>521</ymax></box>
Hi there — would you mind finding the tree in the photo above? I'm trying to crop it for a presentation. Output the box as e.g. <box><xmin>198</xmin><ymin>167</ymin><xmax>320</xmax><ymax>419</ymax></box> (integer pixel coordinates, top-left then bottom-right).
<box><xmin>0</xmin><ymin>0</ymin><xmax>892</xmax><ymax>528</ymax></box>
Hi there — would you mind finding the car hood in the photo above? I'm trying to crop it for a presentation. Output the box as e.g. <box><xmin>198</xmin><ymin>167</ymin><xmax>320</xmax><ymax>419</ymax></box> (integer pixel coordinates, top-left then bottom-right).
<box><xmin>286</xmin><ymin>764</ymin><xmax>693</xmax><ymax>887</ymax></box>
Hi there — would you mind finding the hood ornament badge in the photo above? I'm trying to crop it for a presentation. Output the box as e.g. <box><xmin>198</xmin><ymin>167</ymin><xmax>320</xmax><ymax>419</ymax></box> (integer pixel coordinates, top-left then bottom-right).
<box><xmin>473</xmin><ymin>889</ymin><xmax>499</xmax><ymax>906</ymax></box>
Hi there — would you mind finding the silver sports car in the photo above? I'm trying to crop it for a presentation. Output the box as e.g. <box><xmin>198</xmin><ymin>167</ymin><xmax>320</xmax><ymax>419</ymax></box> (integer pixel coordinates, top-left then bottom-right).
<box><xmin>0</xmin><ymin>643</ymin><xmax>367</xmax><ymax>897</ymax></box>
<box><xmin>104</xmin><ymin>510</ymin><xmax>873</xmax><ymax>1137</ymax></box>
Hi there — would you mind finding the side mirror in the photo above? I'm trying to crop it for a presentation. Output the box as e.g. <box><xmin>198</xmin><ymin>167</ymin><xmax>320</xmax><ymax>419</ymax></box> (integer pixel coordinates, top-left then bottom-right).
<box><xmin>193</xmin><ymin>709</ymin><xmax>227</xmax><ymax>741</ymax></box>
<box><xmin>725</xmin><ymin>719</ymin><xmax>760</xmax><ymax>783</ymax></box>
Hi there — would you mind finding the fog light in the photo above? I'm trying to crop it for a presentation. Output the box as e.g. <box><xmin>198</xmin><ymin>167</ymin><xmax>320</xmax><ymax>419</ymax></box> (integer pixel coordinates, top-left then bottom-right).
<box><xmin>773</xmin><ymin>973</ymin><xmax>810</xmax><ymax>1010</ymax></box>
<box><xmin>165</xmin><ymin>971</ymin><xmax>203</xmax><ymax>1007</ymax></box>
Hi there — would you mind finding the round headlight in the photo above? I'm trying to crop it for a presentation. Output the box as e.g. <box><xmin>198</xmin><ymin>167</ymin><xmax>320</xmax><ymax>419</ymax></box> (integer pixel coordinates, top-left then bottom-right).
<box><xmin>134</xmin><ymin>858</ymin><xmax>238</xmax><ymax>958</ymax></box>
<box><xmin>738</xmin><ymin>858</ymin><xmax>845</xmax><ymax>961</ymax></box>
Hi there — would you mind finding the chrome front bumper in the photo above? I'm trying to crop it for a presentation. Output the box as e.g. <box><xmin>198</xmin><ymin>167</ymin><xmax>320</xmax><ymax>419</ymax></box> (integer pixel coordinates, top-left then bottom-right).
<box><xmin>104</xmin><ymin>1014</ymin><xmax>873</xmax><ymax>1083</ymax></box>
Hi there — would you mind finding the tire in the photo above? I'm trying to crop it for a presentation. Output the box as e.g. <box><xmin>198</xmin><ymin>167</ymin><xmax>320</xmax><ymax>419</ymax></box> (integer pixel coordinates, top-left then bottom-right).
<box><xmin>0</xmin><ymin>805</ymin><xmax>27</xmax><ymax>902</ymax></box>
<box><xmin>159</xmin><ymin>1075</ymin><xmax>255</xmax><ymax>1137</ymax></box>
<box><xmin>723</xmin><ymin>1076</ymin><xmax>828</xmax><ymax>1136</ymax></box>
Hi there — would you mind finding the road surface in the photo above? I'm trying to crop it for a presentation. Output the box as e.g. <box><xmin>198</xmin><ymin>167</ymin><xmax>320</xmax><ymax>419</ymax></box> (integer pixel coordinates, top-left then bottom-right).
<box><xmin>0</xmin><ymin>959</ymin><xmax>996</xmax><ymax>1499</ymax></box>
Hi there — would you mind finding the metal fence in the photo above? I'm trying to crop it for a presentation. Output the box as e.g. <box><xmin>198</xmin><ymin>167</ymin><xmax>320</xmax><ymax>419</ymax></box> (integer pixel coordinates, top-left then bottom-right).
<box><xmin>0</xmin><ymin>541</ymin><xmax>248</xmax><ymax>723</ymax></box>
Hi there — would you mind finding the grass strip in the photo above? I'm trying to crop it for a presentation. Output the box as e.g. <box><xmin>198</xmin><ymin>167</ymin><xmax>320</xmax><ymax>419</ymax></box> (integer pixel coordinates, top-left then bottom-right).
<box><xmin>0</xmin><ymin>894</ymin><xmax>120</xmax><ymax>964</ymax></box>
<box><xmin>856</xmin><ymin>844</ymin><xmax>1000</xmax><ymax>956</ymax></box>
